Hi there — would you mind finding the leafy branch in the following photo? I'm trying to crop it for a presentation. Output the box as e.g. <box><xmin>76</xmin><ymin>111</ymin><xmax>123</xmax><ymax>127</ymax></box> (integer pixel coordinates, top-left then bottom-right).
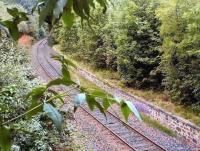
<box><xmin>1</xmin><ymin>92</ymin><xmax>67</xmax><ymax>126</ymax></box>
<box><xmin>0</xmin><ymin>1</ymin><xmax>142</xmax><ymax>150</ymax></box>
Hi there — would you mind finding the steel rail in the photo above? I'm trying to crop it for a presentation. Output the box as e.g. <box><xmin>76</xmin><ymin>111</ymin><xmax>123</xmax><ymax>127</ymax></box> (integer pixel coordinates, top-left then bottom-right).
<box><xmin>34</xmin><ymin>39</ymin><xmax>166</xmax><ymax>151</ymax></box>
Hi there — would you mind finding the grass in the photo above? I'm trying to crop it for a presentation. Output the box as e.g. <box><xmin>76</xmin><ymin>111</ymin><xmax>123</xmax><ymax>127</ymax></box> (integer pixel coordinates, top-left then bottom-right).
<box><xmin>142</xmin><ymin>114</ymin><xmax>176</xmax><ymax>137</ymax></box>
<box><xmin>53</xmin><ymin>45</ymin><xmax>200</xmax><ymax>127</ymax></box>
<box><xmin>70</xmin><ymin>69</ymin><xmax>107</xmax><ymax>94</ymax></box>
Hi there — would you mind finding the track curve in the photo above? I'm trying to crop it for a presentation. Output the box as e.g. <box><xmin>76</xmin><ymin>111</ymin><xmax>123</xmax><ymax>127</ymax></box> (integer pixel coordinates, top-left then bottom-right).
<box><xmin>34</xmin><ymin>39</ymin><xmax>167</xmax><ymax>151</ymax></box>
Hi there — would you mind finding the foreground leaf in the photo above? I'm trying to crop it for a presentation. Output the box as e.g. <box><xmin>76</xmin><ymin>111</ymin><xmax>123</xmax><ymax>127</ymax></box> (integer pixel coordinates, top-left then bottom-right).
<box><xmin>27</xmin><ymin>100</ymin><xmax>43</xmax><ymax>118</ymax></box>
<box><xmin>26</xmin><ymin>86</ymin><xmax>46</xmax><ymax>99</ymax></box>
<box><xmin>125</xmin><ymin>101</ymin><xmax>142</xmax><ymax>121</ymax></box>
<box><xmin>90</xmin><ymin>90</ymin><xmax>107</xmax><ymax>98</ymax></box>
<box><xmin>102</xmin><ymin>98</ymin><xmax>110</xmax><ymax>111</ymax></box>
<box><xmin>52</xmin><ymin>55</ymin><xmax>76</xmax><ymax>68</ymax></box>
<box><xmin>0</xmin><ymin>21</ymin><xmax>19</xmax><ymax>40</ymax></box>
<box><xmin>74</xmin><ymin>93</ymin><xmax>86</xmax><ymax>106</ymax></box>
<box><xmin>86</xmin><ymin>94</ymin><xmax>106</xmax><ymax>116</ymax></box>
<box><xmin>86</xmin><ymin>94</ymin><xmax>96</xmax><ymax>111</ymax></box>
<box><xmin>43</xmin><ymin>103</ymin><xmax>63</xmax><ymax>131</ymax></box>
<box><xmin>61</xmin><ymin>9</ymin><xmax>75</xmax><ymax>28</ymax></box>
<box><xmin>47</xmin><ymin>78</ymin><xmax>74</xmax><ymax>88</ymax></box>
<box><xmin>0</xmin><ymin>126</ymin><xmax>11</xmax><ymax>151</ymax></box>
<box><xmin>121</xmin><ymin>102</ymin><xmax>131</xmax><ymax>121</ymax></box>
<box><xmin>26</xmin><ymin>86</ymin><xmax>46</xmax><ymax>118</ymax></box>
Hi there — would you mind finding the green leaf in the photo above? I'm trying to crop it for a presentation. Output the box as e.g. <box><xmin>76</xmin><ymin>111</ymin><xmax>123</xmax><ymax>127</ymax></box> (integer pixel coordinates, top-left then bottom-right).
<box><xmin>86</xmin><ymin>94</ymin><xmax>95</xmax><ymax>111</ymax></box>
<box><xmin>90</xmin><ymin>90</ymin><xmax>106</xmax><ymax>97</ymax></box>
<box><xmin>27</xmin><ymin>100</ymin><xmax>43</xmax><ymax>118</ymax></box>
<box><xmin>63</xmin><ymin>58</ymin><xmax>77</xmax><ymax>68</ymax></box>
<box><xmin>125</xmin><ymin>101</ymin><xmax>142</xmax><ymax>121</ymax></box>
<box><xmin>49</xmin><ymin>55</ymin><xmax>76</xmax><ymax>87</ymax></box>
<box><xmin>0</xmin><ymin>21</ymin><xmax>19</xmax><ymax>40</ymax></box>
<box><xmin>94</xmin><ymin>100</ymin><xmax>106</xmax><ymax>116</ymax></box>
<box><xmin>102</xmin><ymin>98</ymin><xmax>110</xmax><ymax>111</ymax></box>
<box><xmin>61</xmin><ymin>10</ymin><xmax>75</xmax><ymax>28</ymax></box>
<box><xmin>26</xmin><ymin>86</ymin><xmax>46</xmax><ymax>100</ymax></box>
<box><xmin>86</xmin><ymin>94</ymin><xmax>106</xmax><ymax>116</ymax></box>
<box><xmin>0</xmin><ymin>126</ymin><xmax>11</xmax><ymax>151</ymax></box>
<box><xmin>73</xmin><ymin>0</ymin><xmax>88</xmax><ymax>19</ymax></box>
<box><xmin>26</xmin><ymin>86</ymin><xmax>46</xmax><ymax>118</ymax></box>
<box><xmin>47</xmin><ymin>78</ymin><xmax>64</xmax><ymax>87</ymax></box>
<box><xmin>43</xmin><ymin>103</ymin><xmax>63</xmax><ymax>131</ymax></box>
<box><xmin>52</xmin><ymin>55</ymin><xmax>76</xmax><ymax>68</ymax></box>
<box><xmin>7</xmin><ymin>8</ymin><xmax>28</xmax><ymax>20</ymax></box>
<box><xmin>62</xmin><ymin>64</ymin><xmax>71</xmax><ymax>80</ymax></box>
<box><xmin>121</xmin><ymin>102</ymin><xmax>131</xmax><ymax>121</ymax></box>
<box><xmin>106</xmin><ymin>97</ymin><xmax>117</xmax><ymax>105</ymax></box>
<box><xmin>0</xmin><ymin>8</ymin><xmax>27</xmax><ymax>40</ymax></box>
<box><xmin>7</xmin><ymin>8</ymin><xmax>19</xmax><ymax>17</ymax></box>
<box><xmin>47</xmin><ymin>78</ymin><xmax>74</xmax><ymax>88</ymax></box>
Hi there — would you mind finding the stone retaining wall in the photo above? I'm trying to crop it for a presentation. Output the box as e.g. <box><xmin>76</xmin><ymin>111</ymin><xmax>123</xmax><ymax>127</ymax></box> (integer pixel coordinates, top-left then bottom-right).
<box><xmin>77</xmin><ymin>68</ymin><xmax>200</xmax><ymax>148</ymax></box>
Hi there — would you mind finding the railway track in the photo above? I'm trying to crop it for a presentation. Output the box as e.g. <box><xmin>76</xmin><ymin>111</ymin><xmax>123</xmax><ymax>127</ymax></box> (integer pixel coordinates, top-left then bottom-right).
<box><xmin>35</xmin><ymin>39</ymin><xmax>166</xmax><ymax>151</ymax></box>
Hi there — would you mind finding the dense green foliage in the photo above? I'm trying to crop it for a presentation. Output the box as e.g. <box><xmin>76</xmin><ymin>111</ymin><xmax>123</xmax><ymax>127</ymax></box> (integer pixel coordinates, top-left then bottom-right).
<box><xmin>55</xmin><ymin>0</ymin><xmax>163</xmax><ymax>89</ymax></box>
<box><xmin>0</xmin><ymin>0</ymin><xmax>200</xmax><ymax>150</ymax></box>
<box><xmin>0</xmin><ymin>1</ymin><xmax>143</xmax><ymax>150</ymax></box>
<box><xmin>156</xmin><ymin>0</ymin><xmax>200</xmax><ymax>109</ymax></box>
<box><xmin>0</xmin><ymin>33</ymin><xmax>73</xmax><ymax>150</ymax></box>
<box><xmin>54</xmin><ymin>0</ymin><xmax>200</xmax><ymax>112</ymax></box>
<box><xmin>113</xmin><ymin>0</ymin><xmax>163</xmax><ymax>89</ymax></box>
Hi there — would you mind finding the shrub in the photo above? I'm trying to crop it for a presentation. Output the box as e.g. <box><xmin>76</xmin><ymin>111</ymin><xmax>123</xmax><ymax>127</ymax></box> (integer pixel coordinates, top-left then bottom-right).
<box><xmin>0</xmin><ymin>32</ymin><xmax>74</xmax><ymax>150</ymax></box>
<box><xmin>156</xmin><ymin>0</ymin><xmax>200</xmax><ymax>107</ymax></box>
<box><xmin>113</xmin><ymin>0</ymin><xmax>163</xmax><ymax>89</ymax></box>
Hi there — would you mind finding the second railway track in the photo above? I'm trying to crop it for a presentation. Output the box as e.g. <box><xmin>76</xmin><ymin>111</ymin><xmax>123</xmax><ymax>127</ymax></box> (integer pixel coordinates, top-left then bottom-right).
<box><xmin>35</xmin><ymin>39</ymin><xmax>166</xmax><ymax>151</ymax></box>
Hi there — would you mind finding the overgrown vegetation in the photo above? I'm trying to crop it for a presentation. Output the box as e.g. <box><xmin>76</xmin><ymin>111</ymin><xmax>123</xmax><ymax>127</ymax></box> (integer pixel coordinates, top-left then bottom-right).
<box><xmin>0</xmin><ymin>0</ymin><xmax>200</xmax><ymax>150</ymax></box>
<box><xmin>157</xmin><ymin>0</ymin><xmax>200</xmax><ymax>109</ymax></box>
<box><xmin>53</xmin><ymin>0</ymin><xmax>200</xmax><ymax>116</ymax></box>
<box><xmin>142</xmin><ymin>114</ymin><xmax>176</xmax><ymax>137</ymax></box>
<box><xmin>57</xmin><ymin>53</ymin><xmax>200</xmax><ymax>126</ymax></box>
<box><xmin>0</xmin><ymin>32</ymin><xmax>71</xmax><ymax>150</ymax></box>
<box><xmin>70</xmin><ymin>68</ymin><xmax>177</xmax><ymax>136</ymax></box>
<box><xmin>0</xmin><ymin>1</ymin><xmax>143</xmax><ymax>150</ymax></box>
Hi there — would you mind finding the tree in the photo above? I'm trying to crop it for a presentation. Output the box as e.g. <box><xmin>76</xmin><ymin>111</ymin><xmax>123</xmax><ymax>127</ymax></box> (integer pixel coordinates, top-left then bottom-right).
<box><xmin>156</xmin><ymin>0</ymin><xmax>200</xmax><ymax>108</ymax></box>
<box><xmin>0</xmin><ymin>1</ymin><xmax>142</xmax><ymax>150</ymax></box>
<box><xmin>109</xmin><ymin>0</ymin><xmax>163</xmax><ymax>89</ymax></box>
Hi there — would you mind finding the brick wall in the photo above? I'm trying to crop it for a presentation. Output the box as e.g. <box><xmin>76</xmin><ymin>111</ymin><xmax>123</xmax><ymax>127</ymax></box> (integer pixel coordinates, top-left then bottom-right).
<box><xmin>77</xmin><ymin>68</ymin><xmax>200</xmax><ymax>148</ymax></box>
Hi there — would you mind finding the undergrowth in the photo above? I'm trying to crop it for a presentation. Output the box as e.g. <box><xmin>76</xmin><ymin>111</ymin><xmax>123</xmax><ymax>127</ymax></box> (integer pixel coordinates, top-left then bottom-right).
<box><xmin>0</xmin><ymin>32</ymin><xmax>75</xmax><ymax>150</ymax></box>
<box><xmin>69</xmin><ymin>65</ymin><xmax>177</xmax><ymax>136</ymax></box>
<box><xmin>53</xmin><ymin>45</ymin><xmax>200</xmax><ymax>127</ymax></box>
<box><xmin>141</xmin><ymin>114</ymin><xmax>176</xmax><ymax>137</ymax></box>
